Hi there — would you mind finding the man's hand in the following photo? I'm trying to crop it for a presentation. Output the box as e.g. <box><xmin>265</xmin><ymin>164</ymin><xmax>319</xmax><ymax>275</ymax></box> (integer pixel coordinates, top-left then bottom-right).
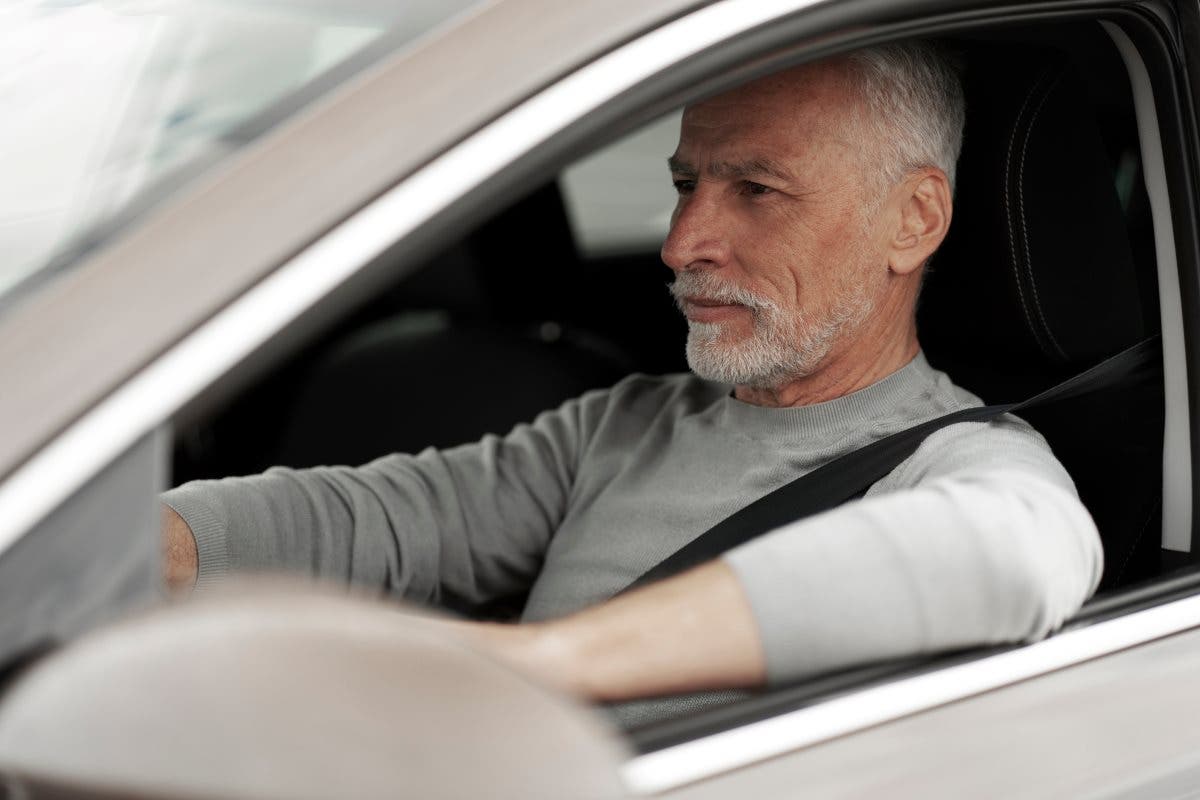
<box><xmin>162</xmin><ymin>506</ymin><xmax>199</xmax><ymax>593</ymax></box>
<box><xmin>451</xmin><ymin>560</ymin><xmax>767</xmax><ymax>702</ymax></box>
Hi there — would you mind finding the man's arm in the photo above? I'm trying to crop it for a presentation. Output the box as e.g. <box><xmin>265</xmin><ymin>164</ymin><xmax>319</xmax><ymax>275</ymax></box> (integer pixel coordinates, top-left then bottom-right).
<box><xmin>459</xmin><ymin>560</ymin><xmax>766</xmax><ymax>701</ymax></box>
<box><xmin>459</xmin><ymin>466</ymin><xmax>1098</xmax><ymax>702</ymax></box>
<box><xmin>725</xmin><ymin>468</ymin><xmax>1100</xmax><ymax>685</ymax></box>
<box><xmin>159</xmin><ymin>389</ymin><xmax>606</xmax><ymax>604</ymax></box>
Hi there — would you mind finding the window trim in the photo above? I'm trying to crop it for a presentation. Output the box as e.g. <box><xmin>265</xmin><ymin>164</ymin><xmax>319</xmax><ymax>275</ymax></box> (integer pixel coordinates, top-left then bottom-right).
<box><xmin>1105</xmin><ymin>20</ymin><xmax>1192</xmax><ymax>553</ymax></box>
<box><xmin>622</xmin><ymin>591</ymin><xmax>1200</xmax><ymax>793</ymax></box>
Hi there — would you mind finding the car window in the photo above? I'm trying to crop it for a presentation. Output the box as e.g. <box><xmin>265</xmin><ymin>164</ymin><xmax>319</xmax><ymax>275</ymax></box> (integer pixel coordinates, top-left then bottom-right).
<box><xmin>560</xmin><ymin>111</ymin><xmax>681</xmax><ymax>257</ymax></box>
<box><xmin>0</xmin><ymin>0</ymin><xmax>483</xmax><ymax>305</ymax></box>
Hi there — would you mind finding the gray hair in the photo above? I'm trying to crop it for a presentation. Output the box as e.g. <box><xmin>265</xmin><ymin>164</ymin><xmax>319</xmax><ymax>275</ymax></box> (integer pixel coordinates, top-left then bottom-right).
<box><xmin>840</xmin><ymin>42</ymin><xmax>966</xmax><ymax>192</ymax></box>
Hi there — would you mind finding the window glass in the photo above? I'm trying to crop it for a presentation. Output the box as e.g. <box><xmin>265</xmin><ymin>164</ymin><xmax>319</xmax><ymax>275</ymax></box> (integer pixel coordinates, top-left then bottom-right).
<box><xmin>561</xmin><ymin>110</ymin><xmax>681</xmax><ymax>257</ymax></box>
<box><xmin>0</xmin><ymin>0</ymin><xmax>482</xmax><ymax>303</ymax></box>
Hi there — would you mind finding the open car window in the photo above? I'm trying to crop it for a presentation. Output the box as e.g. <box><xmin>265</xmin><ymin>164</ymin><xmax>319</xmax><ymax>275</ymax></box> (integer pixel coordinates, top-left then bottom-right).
<box><xmin>560</xmin><ymin>111</ymin><xmax>681</xmax><ymax>258</ymax></box>
<box><xmin>173</xmin><ymin>10</ymin><xmax>1173</xmax><ymax>683</ymax></box>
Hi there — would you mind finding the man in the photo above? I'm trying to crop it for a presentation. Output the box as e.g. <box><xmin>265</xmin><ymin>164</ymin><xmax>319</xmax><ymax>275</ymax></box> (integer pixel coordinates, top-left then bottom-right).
<box><xmin>162</xmin><ymin>43</ymin><xmax>1100</xmax><ymax>719</ymax></box>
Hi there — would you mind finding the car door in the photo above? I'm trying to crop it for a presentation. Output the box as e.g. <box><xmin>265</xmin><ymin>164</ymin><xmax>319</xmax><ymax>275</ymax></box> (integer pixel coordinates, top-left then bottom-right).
<box><xmin>3</xmin><ymin>0</ymin><xmax>1200</xmax><ymax>797</ymax></box>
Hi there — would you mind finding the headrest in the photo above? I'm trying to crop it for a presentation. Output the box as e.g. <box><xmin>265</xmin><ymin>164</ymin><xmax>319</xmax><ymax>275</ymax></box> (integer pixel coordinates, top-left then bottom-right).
<box><xmin>396</xmin><ymin>183</ymin><xmax>579</xmax><ymax>321</ymax></box>
<box><xmin>919</xmin><ymin>44</ymin><xmax>1150</xmax><ymax>402</ymax></box>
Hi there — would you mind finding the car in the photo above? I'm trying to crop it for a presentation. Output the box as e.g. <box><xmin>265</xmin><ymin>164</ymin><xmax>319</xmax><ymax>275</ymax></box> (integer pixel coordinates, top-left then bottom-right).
<box><xmin>1</xmin><ymin>0</ymin><xmax>1199</xmax><ymax>796</ymax></box>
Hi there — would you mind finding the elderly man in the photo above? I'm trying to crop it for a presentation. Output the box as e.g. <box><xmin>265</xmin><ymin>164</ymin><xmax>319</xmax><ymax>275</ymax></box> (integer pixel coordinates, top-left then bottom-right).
<box><xmin>162</xmin><ymin>43</ymin><xmax>1100</xmax><ymax>715</ymax></box>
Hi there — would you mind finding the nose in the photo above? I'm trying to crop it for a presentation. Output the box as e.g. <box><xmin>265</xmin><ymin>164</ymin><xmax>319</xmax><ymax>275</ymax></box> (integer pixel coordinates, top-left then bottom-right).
<box><xmin>660</xmin><ymin>188</ymin><xmax>729</xmax><ymax>274</ymax></box>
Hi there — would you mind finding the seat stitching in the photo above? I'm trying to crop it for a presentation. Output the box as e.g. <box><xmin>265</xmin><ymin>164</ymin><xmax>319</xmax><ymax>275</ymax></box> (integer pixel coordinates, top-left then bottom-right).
<box><xmin>1017</xmin><ymin>71</ymin><xmax>1069</xmax><ymax>361</ymax></box>
<box><xmin>1003</xmin><ymin>70</ymin><xmax>1057</xmax><ymax>359</ymax></box>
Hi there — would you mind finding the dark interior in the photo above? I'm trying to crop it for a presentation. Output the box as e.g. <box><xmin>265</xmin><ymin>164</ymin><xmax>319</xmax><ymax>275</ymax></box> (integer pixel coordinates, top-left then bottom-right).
<box><xmin>171</xmin><ymin>179</ymin><xmax>685</xmax><ymax>483</ymax></box>
<box><xmin>920</xmin><ymin>32</ymin><xmax>1168</xmax><ymax>590</ymax></box>
<box><xmin>171</xmin><ymin>19</ymin><xmax>1178</xmax><ymax>621</ymax></box>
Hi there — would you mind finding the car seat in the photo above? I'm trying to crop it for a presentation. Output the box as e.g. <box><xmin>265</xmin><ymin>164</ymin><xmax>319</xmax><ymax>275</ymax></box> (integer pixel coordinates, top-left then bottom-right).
<box><xmin>266</xmin><ymin>183</ymin><xmax>634</xmax><ymax>469</ymax></box>
<box><xmin>918</xmin><ymin>40</ymin><xmax>1166</xmax><ymax>590</ymax></box>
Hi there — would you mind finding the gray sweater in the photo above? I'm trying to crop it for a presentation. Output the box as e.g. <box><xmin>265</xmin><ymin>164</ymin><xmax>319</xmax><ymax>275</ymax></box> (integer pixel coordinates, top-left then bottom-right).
<box><xmin>164</xmin><ymin>353</ymin><xmax>1101</xmax><ymax>712</ymax></box>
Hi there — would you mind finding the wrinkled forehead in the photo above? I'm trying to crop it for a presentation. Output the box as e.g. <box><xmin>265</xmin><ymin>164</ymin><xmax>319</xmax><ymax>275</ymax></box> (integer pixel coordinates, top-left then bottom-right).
<box><xmin>676</xmin><ymin>60</ymin><xmax>862</xmax><ymax>156</ymax></box>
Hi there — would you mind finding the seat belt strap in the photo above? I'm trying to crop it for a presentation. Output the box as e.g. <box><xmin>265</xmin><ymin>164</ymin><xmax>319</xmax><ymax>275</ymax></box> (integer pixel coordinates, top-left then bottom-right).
<box><xmin>623</xmin><ymin>336</ymin><xmax>1161</xmax><ymax>593</ymax></box>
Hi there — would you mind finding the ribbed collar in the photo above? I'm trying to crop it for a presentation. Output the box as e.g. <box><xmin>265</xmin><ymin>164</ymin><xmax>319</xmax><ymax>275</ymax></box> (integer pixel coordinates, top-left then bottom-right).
<box><xmin>718</xmin><ymin>351</ymin><xmax>938</xmax><ymax>439</ymax></box>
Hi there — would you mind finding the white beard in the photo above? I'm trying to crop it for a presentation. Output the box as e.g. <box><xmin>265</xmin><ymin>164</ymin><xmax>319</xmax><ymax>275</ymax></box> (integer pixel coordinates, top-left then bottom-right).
<box><xmin>671</xmin><ymin>269</ymin><xmax>875</xmax><ymax>389</ymax></box>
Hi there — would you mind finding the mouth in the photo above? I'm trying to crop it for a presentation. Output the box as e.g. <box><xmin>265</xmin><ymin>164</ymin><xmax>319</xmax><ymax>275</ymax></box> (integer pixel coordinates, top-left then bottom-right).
<box><xmin>679</xmin><ymin>296</ymin><xmax>749</xmax><ymax>324</ymax></box>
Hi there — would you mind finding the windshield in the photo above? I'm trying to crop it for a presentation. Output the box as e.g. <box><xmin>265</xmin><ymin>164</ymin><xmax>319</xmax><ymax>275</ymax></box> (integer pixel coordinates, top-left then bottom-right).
<box><xmin>0</xmin><ymin>0</ymin><xmax>484</xmax><ymax>303</ymax></box>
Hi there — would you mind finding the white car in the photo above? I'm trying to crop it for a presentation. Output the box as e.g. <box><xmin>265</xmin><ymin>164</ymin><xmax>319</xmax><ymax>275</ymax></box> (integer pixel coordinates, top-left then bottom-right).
<box><xmin>0</xmin><ymin>0</ymin><xmax>1197</xmax><ymax>796</ymax></box>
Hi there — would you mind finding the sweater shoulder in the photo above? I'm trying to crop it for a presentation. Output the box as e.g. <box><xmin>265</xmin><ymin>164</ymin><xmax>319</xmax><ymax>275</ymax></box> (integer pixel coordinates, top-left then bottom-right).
<box><xmin>876</xmin><ymin>363</ymin><xmax>1073</xmax><ymax>494</ymax></box>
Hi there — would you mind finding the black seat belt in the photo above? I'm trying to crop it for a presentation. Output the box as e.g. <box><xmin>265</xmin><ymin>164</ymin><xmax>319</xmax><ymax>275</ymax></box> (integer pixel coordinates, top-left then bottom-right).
<box><xmin>624</xmin><ymin>336</ymin><xmax>1162</xmax><ymax>593</ymax></box>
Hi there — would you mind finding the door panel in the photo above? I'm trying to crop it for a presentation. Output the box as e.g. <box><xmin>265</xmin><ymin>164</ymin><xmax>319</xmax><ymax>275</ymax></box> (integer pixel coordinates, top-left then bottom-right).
<box><xmin>0</xmin><ymin>430</ymin><xmax>166</xmax><ymax>669</ymax></box>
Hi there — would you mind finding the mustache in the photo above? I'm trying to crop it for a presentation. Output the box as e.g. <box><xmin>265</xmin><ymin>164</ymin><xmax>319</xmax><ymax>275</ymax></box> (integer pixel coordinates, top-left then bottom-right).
<box><xmin>668</xmin><ymin>272</ymin><xmax>776</xmax><ymax>312</ymax></box>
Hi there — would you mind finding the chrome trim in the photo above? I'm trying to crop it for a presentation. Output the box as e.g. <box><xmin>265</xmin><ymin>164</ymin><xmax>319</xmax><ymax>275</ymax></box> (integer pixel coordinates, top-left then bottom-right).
<box><xmin>0</xmin><ymin>0</ymin><xmax>821</xmax><ymax>555</ymax></box>
<box><xmin>622</xmin><ymin>592</ymin><xmax>1200</xmax><ymax>794</ymax></box>
<box><xmin>1103</xmin><ymin>22</ymin><xmax>1192</xmax><ymax>553</ymax></box>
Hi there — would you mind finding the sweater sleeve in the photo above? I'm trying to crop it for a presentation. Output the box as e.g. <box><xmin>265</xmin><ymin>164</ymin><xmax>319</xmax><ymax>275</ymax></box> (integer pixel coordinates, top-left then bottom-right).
<box><xmin>722</xmin><ymin>418</ymin><xmax>1103</xmax><ymax>685</ymax></box>
<box><xmin>162</xmin><ymin>391</ymin><xmax>604</xmax><ymax>608</ymax></box>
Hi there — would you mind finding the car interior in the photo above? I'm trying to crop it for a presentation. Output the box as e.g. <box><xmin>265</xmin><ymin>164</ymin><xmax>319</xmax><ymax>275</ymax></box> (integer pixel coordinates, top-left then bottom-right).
<box><xmin>168</xmin><ymin>17</ymin><xmax>1181</xmax><ymax>740</ymax></box>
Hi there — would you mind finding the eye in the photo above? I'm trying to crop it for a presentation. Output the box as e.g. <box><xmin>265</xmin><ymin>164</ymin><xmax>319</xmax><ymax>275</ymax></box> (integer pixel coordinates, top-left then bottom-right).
<box><xmin>672</xmin><ymin>178</ymin><xmax>696</xmax><ymax>195</ymax></box>
<box><xmin>743</xmin><ymin>181</ymin><xmax>773</xmax><ymax>196</ymax></box>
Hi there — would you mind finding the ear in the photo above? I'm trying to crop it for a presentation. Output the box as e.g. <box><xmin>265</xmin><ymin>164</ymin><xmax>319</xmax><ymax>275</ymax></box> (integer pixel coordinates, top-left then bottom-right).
<box><xmin>886</xmin><ymin>169</ymin><xmax>953</xmax><ymax>276</ymax></box>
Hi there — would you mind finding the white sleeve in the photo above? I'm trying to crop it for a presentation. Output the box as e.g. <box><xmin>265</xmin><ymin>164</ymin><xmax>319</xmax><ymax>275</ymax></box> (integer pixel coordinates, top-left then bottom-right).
<box><xmin>722</xmin><ymin>419</ymin><xmax>1103</xmax><ymax>684</ymax></box>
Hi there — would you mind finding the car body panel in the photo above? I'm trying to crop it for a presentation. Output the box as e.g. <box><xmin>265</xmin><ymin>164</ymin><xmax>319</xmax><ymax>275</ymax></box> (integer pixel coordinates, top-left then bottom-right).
<box><xmin>657</xmin><ymin>624</ymin><xmax>1200</xmax><ymax>798</ymax></box>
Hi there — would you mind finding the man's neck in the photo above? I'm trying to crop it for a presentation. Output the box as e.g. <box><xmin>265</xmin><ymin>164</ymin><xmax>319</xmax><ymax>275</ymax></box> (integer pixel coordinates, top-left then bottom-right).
<box><xmin>733</xmin><ymin>328</ymin><xmax>920</xmax><ymax>408</ymax></box>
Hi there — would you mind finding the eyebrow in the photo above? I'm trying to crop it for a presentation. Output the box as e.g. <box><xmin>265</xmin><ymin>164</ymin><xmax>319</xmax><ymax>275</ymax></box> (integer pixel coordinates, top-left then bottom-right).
<box><xmin>666</xmin><ymin>155</ymin><xmax>795</xmax><ymax>183</ymax></box>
